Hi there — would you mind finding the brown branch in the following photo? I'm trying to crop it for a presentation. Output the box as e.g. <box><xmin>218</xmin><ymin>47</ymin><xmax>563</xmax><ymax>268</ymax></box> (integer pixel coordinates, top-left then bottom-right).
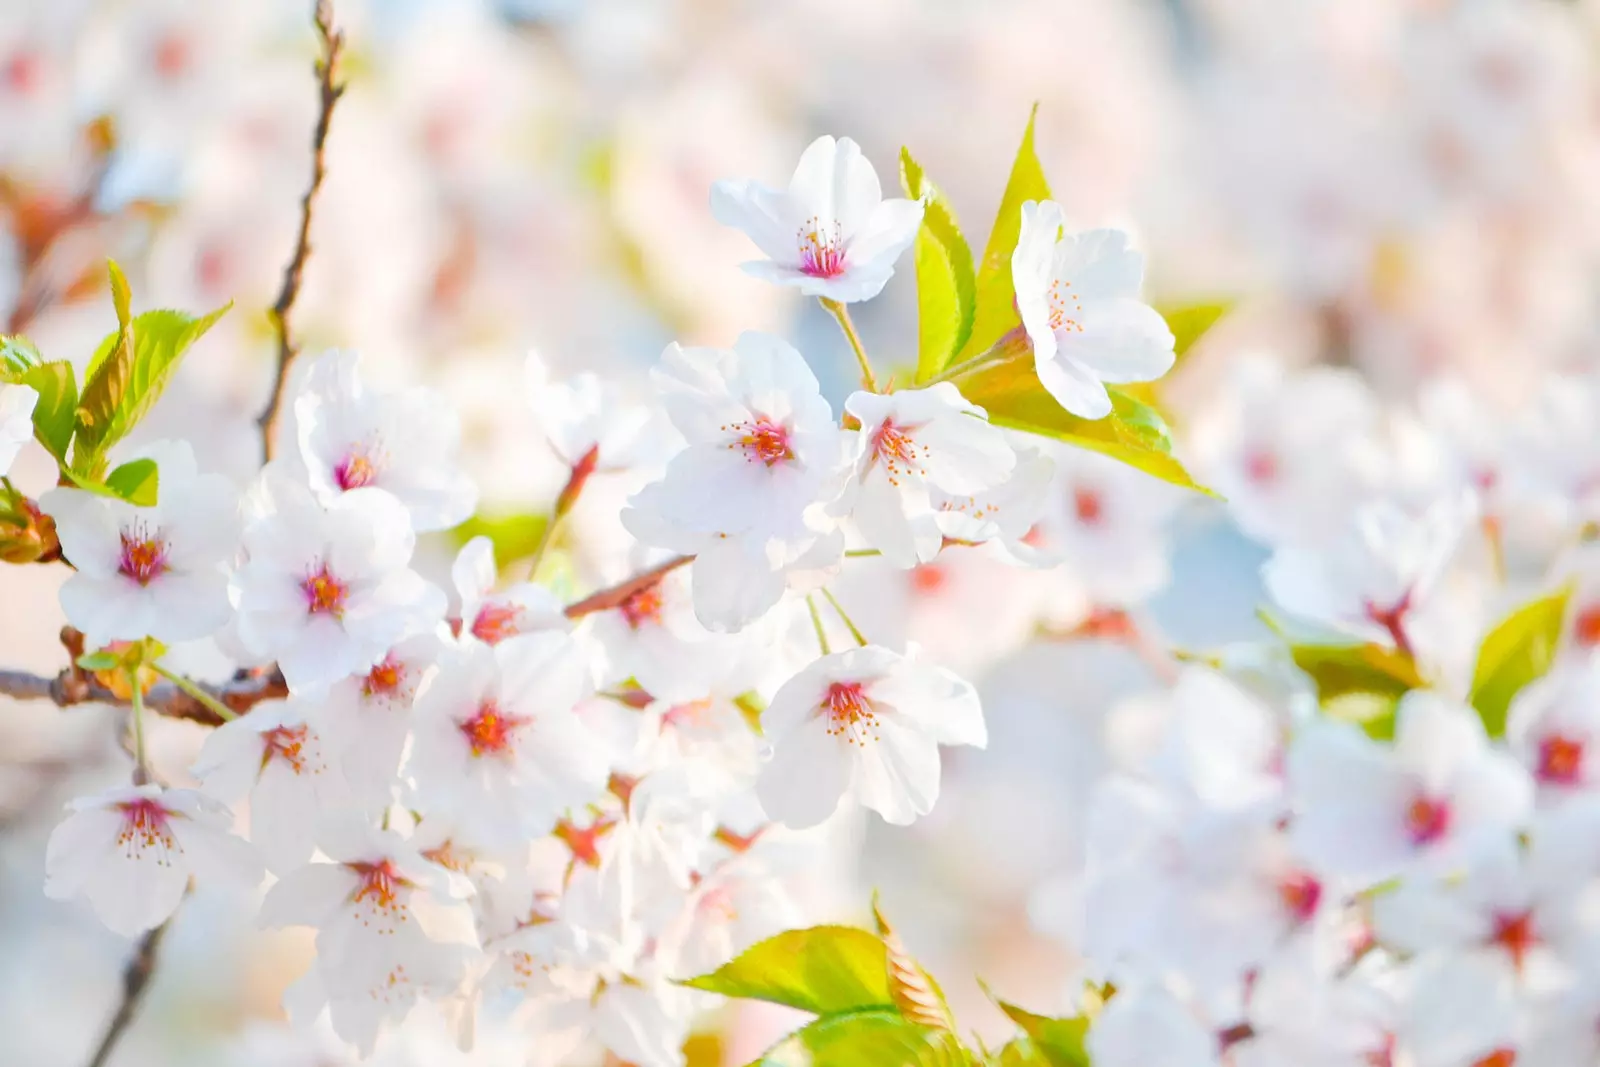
<box><xmin>256</xmin><ymin>0</ymin><xmax>347</xmax><ymax>461</ymax></box>
<box><xmin>84</xmin><ymin>914</ymin><xmax>173</xmax><ymax>1067</ymax></box>
<box><xmin>563</xmin><ymin>555</ymin><xmax>692</xmax><ymax>619</ymax></box>
<box><xmin>0</xmin><ymin>629</ymin><xmax>286</xmax><ymax>727</ymax></box>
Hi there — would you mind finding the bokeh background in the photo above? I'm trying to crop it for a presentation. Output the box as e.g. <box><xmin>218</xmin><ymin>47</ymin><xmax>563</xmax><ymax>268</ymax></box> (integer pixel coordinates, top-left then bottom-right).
<box><xmin>3</xmin><ymin>0</ymin><xmax>1599</xmax><ymax>1063</ymax></box>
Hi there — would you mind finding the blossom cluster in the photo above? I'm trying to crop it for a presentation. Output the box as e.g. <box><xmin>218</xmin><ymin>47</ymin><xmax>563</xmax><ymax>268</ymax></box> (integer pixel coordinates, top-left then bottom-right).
<box><xmin>6</xmin><ymin>130</ymin><xmax>1177</xmax><ymax>1063</ymax></box>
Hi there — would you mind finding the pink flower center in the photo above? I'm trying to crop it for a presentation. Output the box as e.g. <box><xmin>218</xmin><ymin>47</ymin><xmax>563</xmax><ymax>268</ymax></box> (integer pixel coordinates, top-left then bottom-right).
<box><xmin>1491</xmin><ymin>910</ymin><xmax>1537</xmax><ymax>972</ymax></box>
<box><xmin>349</xmin><ymin>858</ymin><xmax>407</xmax><ymax>908</ymax></box>
<box><xmin>471</xmin><ymin>601</ymin><xmax>522</xmax><ymax>645</ymax></box>
<box><xmin>115</xmin><ymin>798</ymin><xmax>175</xmax><ymax>851</ymax></box>
<box><xmin>797</xmin><ymin>218</ymin><xmax>845</xmax><ymax>278</ymax></box>
<box><xmin>1047</xmin><ymin>278</ymin><xmax>1084</xmax><ymax>333</ymax></box>
<box><xmin>619</xmin><ymin>584</ymin><xmax>664</xmax><ymax>629</ymax></box>
<box><xmin>725</xmin><ymin>417</ymin><xmax>794</xmax><ymax>467</ymax></box>
<box><xmin>1073</xmin><ymin>487</ymin><xmax>1104</xmax><ymax>525</ymax></box>
<box><xmin>118</xmin><ymin>523</ymin><xmax>169</xmax><ymax>586</ymax></box>
<box><xmin>151</xmin><ymin>31</ymin><xmax>191</xmax><ymax>80</ymax></box>
<box><xmin>1277</xmin><ymin>870</ymin><xmax>1323</xmax><ymax>925</ymax></box>
<box><xmin>823</xmin><ymin>681</ymin><xmax>879</xmax><ymax>744</ymax></box>
<box><xmin>1573</xmin><ymin>604</ymin><xmax>1600</xmax><ymax>648</ymax></box>
<box><xmin>870</xmin><ymin>420</ymin><xmax>928</xmax><ymax>487</ymax></box>
<box><xmin>302</xmin><ymin>563</ymin><xmax>348</xmax><ymax>617</ymax></box>
<box><xmin>1364</xmin><ymin>592</ymin><xmax>1413</xmax><ymax>656</ymax></box>
<box><xmin>1404</xmin><ymin>793</ymin><xmax>1451</xmax><ymax>846</ymax></box>
<box><xmin>4</xmin><ymin>52</ymin><xmax>42</xmax><ymax>95</ymax></box>
<box><xmin>334</xmin><ymin>450</ymin><xmax>381</xmax><ymax>491</ymax></box>
<box><xmin>1538</xmin><ymin>733</ymin><xmax>1585</xmax><ymax>786</ymax></box>
<box><xmin>910</xmin><ymin>563</ymin><xmax>947</xmax><ymax>595</ymax></box>
<box><xmin>460</xmin><ymin>701</ymin><xmax>526</xmax><ymax>757</ymax></box>
<box><xmin>1244</xmin><ymin>449</ymin><xmax>1279</xmax><ymax>485</ymax></box>
<box><xmin>698</xmin><ymin>885</ymin><xmax>739</xmax><ymax>923</ymax></box>
<box><xmin>1470</xmin><ymin>1050</ymin><xmax>1516</xmax><ymax>1067</ymax></box>
<box><xmin>362</xmin><ymin>654</ymin><xmax>407</xmax><ymax>699</ymax></box>
<box><xmin>262</xmin><ymin>724</ymin><xmax>309</xmax><ymax>774</ymax></box>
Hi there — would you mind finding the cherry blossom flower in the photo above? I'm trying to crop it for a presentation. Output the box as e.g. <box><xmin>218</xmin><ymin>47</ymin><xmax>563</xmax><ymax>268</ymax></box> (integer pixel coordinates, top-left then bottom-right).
<box><xmin>1011</xmin><ymin>200</ymin><xmax>1175</xmax><ymax>420</ymax></box>
<box><xmin>292</xmin><ymin>349</ymin><xmax>477</xmax><ymax>533</ymax></box>
<box><xmin>755</xmin><ymin>645</ymin><xmax>986</xmax><ymax>828</ymax></box>
<box><xmin>260</xmin><ymin>820</ymin><xmax>479</xmax><ymax>1055</ymax></box>
<box><xmin>313</xmin><ymin>632</ymin><xmax>444</xmax><ymax>814</ymax></box>
<box><xmin>192</xmin><ymin>699</ymin><xmax>350</xmax><ymax>874</ymax></box>
<box><xmin>1287</xmin><ymin>692</ymin><xmax>1533</xmax><ymax>888</ymax></box>
<box><xmin>1263</xmin><ymin>494</ymin><xmax>1476</xmax><ymax>656</ymax></box>
<box><xmin>231</xmin><ymin>474</ymin><xmax>445</xmax><ymax>692</ymax></box>
<box><xmin>44</xmin><ymin>783</ymin><xmax>261</xmax><ymax>936</ymax></box>
<box><xmin>622</xmin><ymin>333</ymin><xmax>852</xmax><ymax>629</ymax></box>
<box><xmin>408</xmin><ymin>632</ymin><xmax>608</xmax><ymax>842</ymax></box>
<box><xmin>449</xmin><ymin>535</ymin><xmax>565</xmax><ymax>647</ymax></box>
<box><xmin>588</xmin><ymin>561</ymin><xmax>731</xmax><ymax>702</ymax></box>
<box><xmin>1506</xmin><ymin>662</ymin><xmax>1600</xmax><ymax>798</ymax></box>
<box><xmin>842</xmin><ymin>384</ymin><xmax>1016</xmax><ymax>568</ymax></box>
<box><xmin>711</xmin><ymin>135</ymin><xmax>923</xmax><ymax>303</ymax></box>
<box><xmin>1086</xmin><ymin>981</ymin><xmax>1220</xmax><ymax>1067</ymax></box>
<box><xmin>526</xmin><ymin>350</ymin><xmax>658</xmax><ymax>470</ymax></box>
<box><xmin>42</xmin><ymin>439</ymin><xmax>239</xmax><ymax>648</ymax></box>
<box><xmin>0</xmin><ymin>381</ymin><xmax>36</xmax><ymax>476</ymax></box>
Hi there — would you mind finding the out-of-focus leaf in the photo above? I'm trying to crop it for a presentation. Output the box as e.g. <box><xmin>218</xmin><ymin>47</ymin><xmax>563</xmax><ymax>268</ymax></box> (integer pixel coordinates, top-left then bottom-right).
<box><xmin>1288</xmin><ymin>641</ymin><xmax>1424</xmax><ymax>741</ymax></box>
<box><xmin>450</xmin><ymin>511</ymin><xmax>550</xmax><ymax>568</ymax></box>
<box><xmin>20</xmin><ymin>360</ymin><xmax>77</xmax><ymax>462</ymax></box>
<box><xmin>959</xmin><ymin>105</ymin><xmax>1049</xmax><ymax>362</ymax></box>
<box><xmin>989</xmin><ymin>999</ymin><xmax>1090</xmax><ymax>1067</ymax></box>
<box><xmin>683</xmin><ymin>926</ymin><xmax>893</xmax><ymax>1016</ymax></box>
<box><xmin>901</xmin><ymin>148</ymin><xmax>976</xmax><ymax>383</ymax></box>
<box><xmin>104</xmin><ymin>457</ymin><xmax>159</xmax><ymax>507</ymax></box>
<box><xmin>753</xmin><ymin>1010</ymin><xmax>967</xmax><ymax>1067</ymax></box>
<box><xmin>1158</xmin><ymin>300</ymin><xmax>1232</xmax><ymax>361</ymax></box>
<box><xmin>953</xmin><ymin>355</ymin><xmax>1213</xmax><ymax>495</ymax></box>
<box><xmin>1470</xmin><ymin>586</ymin><xmax>1573</xmax><ymax>738</ymax></box>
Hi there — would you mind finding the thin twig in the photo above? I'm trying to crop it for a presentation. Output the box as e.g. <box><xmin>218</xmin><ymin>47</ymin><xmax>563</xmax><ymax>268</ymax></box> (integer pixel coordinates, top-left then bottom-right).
<box><xmin>563</xmin><ymin>555</ymin><xmax>693</xmax><ymax>619</ymax></box>
<box><xmin>84</xmin><ymin>917</ymin><xmax>173</xmax><ymax>1067</ymax></box>
<box><xmin>256</xmin><ymin>0</ymin><xmax>347</xmax><ymax>460</ymax></box>
<box><xmin>821</xmin><ymin>298</ymin><xmax>878</xmax><ymax>392</ymax></box>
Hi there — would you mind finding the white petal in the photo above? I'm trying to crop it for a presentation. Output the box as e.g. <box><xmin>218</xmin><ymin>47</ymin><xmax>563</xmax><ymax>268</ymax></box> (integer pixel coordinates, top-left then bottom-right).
<box><xmin>1035</xmin><ymin>351</ymin><xmax>1113</xmax><ymax>420</ymax></box>
<box><xmin>756</xmin><ymin>715</ymin><xmax>852</xmax><ymax>829</ymax></box>
<box><xmin>853</xmin><ymin>717</ymin><xmax>941</xmax><ymax>825</ymax></box>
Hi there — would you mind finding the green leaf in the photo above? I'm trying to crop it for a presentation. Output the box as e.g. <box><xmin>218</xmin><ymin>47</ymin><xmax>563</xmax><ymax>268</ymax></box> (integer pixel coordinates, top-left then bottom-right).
<box><xmin>74</xmin><ymin>297</ymin><xmax>231</xmax><ymax>475</ymax></box>
<box><xmin>683</xmin><ymin>926</ymin><xmax>893</xmax><ymax>1016</ymax></box>
<box><xmin>1158</xmin><ymin>300</ymin><xmax>1232</xmax><ymax>361</ymax></box>
<box><xmin>450</xmin><ymin>511</ymin><xmax>551</xmax><ymax>568</ymax></box>
<box><xmin>104</xmin><ymin>457</ymin><xmax>159</xmax><ymax>507</ymax></box>
<box><xmin>76</xmin><ymin>651</ymin><xmax>122</xmax><ymax>672</ymax></box>
<box><xmin>20</xmin><ymin>360</ymin><xmax>78</xmax><ymax>462</ymax></box>
<box><xmin>989</xmin><ymin>1000</ymin><xmax>1090</xmax><ymax>1067</ymax></box>
<box><xmin>0</xmin><ymin>335</ymin><xmax>41</xmax><ymax>379</ymax></box>
<box><xmin>753</xmin><ymin>1010</ymin><xmax>966</xmax><ymax>1067</ymax></box>
<box><xmin>1287</xmin><ymin>641</ymin><xmax>1423</xmax><ymax>741</ymax></box>
<box><xmin>1470</xmin><ymin>585</ymin><xmax>1573</xmax><ymax>738</ymax></box>
<box><xmin>901</xmin><ymin>148</ymin><xmax>976</xmax><ymax>383</ymax></box>
<box><xmin>953</xmin><ymin>354</ymin><xmax>1213</xmax><ymax>495</ymax></box>
<box><xmin>959</xmin><ymin>104</ymin><xmax>1050</xmax><ymax>363</ymax></box>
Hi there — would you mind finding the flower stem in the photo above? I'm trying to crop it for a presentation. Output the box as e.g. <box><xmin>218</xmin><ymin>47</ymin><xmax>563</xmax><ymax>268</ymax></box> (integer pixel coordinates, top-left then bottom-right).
<box><xmin>925</xmin><ymin>326</ymin><xmax>1031</xmax><ymax>385</ymax></box>
<box><xmin>821</xmin><ymin>298</ymin><xmax>878</xmax><ymax>392</ymax></box>
<box><xmin>151</xmin><ymin>663</ymin><xmax>238</xmax><ymax>722</ymax></box>
<box><xmin>843</xmin><ymin>548</ymin><xmax>881</xmax><ymax>558</ymax></box>
<box><xmin>805</xmin><ymin>594</ymin><xmax>832</xmax><ymax>656</ymax></box>
<box><xmin>128</xmin><ymin>670</ymin><xmax>150</xmax><ymax>784</ymax></box>
<box><xmin>821</xmin><ymin>587</ymin><xmax>869</xmax><ymax>647</ymax></box>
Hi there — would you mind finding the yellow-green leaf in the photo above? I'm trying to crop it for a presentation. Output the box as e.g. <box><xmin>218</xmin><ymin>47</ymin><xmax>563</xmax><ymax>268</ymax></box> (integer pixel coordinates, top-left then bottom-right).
<box><xmin>901</xmin><ymin>148</ymin><xmax>976</xmax><ymax>383</ymax></box>
<box><xmin>683</xmin><ymin>926</ymin><xmax>893</xmax><ymax>1016</ymax></box>
<box><xmin>75</xmin><ymin>296</ymin><xmax>231</xmax><ymax>476</ymax></box>
<box><xmin>450</xmin><ymin>511</ymin><xmax>550</xmax><ymax>569</ymax></box>
<box><xmin>105</xmin><ymin>457</ymin><xmax>159</xmax><ymax>507</ymax></box>
<box><xmin>959</xmin><ymin>104</ymin><xmax>1049</xmax><ymax>363</ymax></box>
<box><xmin>753</xmin><ymin>1009</ymin><xmax>966</xmax><ymax>1067</ymax></box>
<box><xmin>20</xmin><ymin>360</ymin><xmax>77</xmax><ymax>462</ymax></box>
<box><xmin>1288</xmin><ymin>641</ymin><xmax>1424</xmax><ymax>741</ymax></box>
<box><xmin>990</xmin><ymin>1000</ymin><xmax>1090</xmax><ymax>1067</ymax></box>
<box><xmin>0</xmin><ymin>335</ymin><xmax>41</xmax><ymax>379</ymax></box>
<box><xmin>1158</xmin><ymin>300</ymin><xmax>1232</xmax><ymax>361</ymax></box>
<box><xmin>952</xmin><ymin>354</ymin><xmax>1213</xmax><ymax>495</ymax></box>
<box><xmin>1470</xmin><ymin>586</ymin><xmax>1573</xmax><ymax>738</ymax></box>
